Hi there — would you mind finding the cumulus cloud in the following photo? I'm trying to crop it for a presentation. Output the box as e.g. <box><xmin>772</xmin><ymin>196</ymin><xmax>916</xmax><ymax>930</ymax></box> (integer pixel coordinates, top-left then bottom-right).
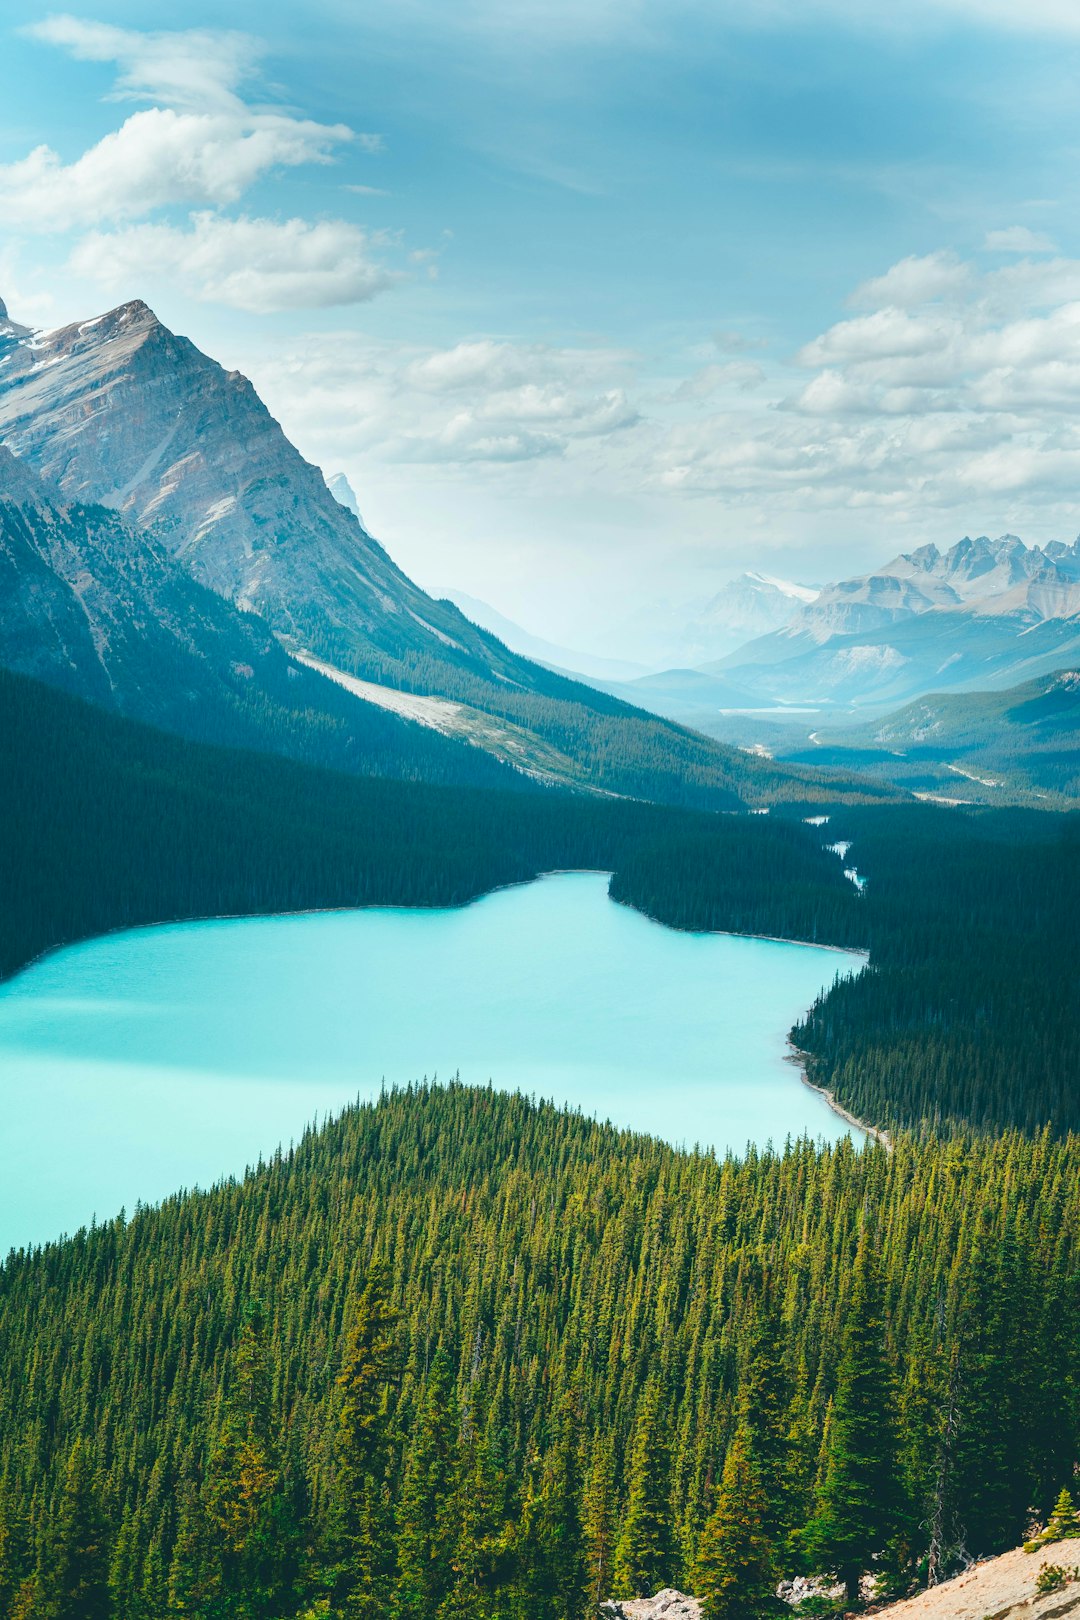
<box><xmin>69</xmin><ymin>213</ymin><xmax>401</xmax><ymax>312</ymax></box>
<box><xmin>0</xmin><ymin>108</ymin><xmax>351</xmax><ymax>230</ymax></box>
<box><xmin>849</xmin><ymin>251</ymin><xmax>972</xmax><ymax>310</ymax></box>
<box><xmin>6</xmin><ymin>17</ymin><xmax>398</xmax><ymax>313</ymax></box>
<box><xmin>240</xmin><ymin>333</ymin><xmax>641</xmax><ymax>469</ymax></box>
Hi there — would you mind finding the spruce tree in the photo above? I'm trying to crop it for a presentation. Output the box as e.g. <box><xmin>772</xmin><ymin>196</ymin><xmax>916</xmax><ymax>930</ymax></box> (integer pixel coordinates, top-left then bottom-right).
<box><xmin>43</xmin><ymin>1440</ymin><xmax>110</xmax><ymax>1620</ymax></box>
<box><xmin>1037</xmin><ymin>1489</ymin><xmax>1080</xmax><ymax>1546</ymax></box>
<box><xmin>203</xmin><ymin>1299</ymin><xmax>298</xmax><ymax>1619</ymax></box>
<box><xmin>742</xmin><ymin>1279</ymin><xmax>793</xmax><ymax>1543</ymax></box>
<box><xmin>583</xmin><ymin>1437</ymin><xmax>617</xmax><ymax>1607</ymax></box>
<box><xmin>395</xmin><ymin>1352</ymin><xmax>459</xmax><ymax>1620</ymax></box>
<box><xmin>515</xmin><ymin>1397</ymin><xmax>588</xmax><ymax>1620</ymax></box>
<box><xmin>334</xmin><ymin>1266</ymin><xmax>400</xmax><ymax>1614</ymax></box>
<box><xmin>692</xmin><ymin>1423</ymin><xmax>777</xmax><ymax>1620</ymax></box>
<box><xmin>613</xmin><ymin>1376</ymin><xmax>675</xmax><ymax>1597</ymax></box>
<box><xmin>804</xmin><ymin>1237</ymin><xmax>903</xmax><ymax>1605</ymax></box>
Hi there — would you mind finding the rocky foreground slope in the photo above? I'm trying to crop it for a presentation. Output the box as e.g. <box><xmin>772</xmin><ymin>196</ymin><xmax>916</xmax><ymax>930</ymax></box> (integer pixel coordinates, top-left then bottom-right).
<box><xmin>599</xmin><ymin>1544</ymin><xmax>1080</xmax><ymax>1620</ymax></box>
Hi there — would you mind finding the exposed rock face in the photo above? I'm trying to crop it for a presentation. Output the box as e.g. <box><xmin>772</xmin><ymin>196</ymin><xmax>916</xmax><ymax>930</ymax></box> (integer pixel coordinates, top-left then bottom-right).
<box><xmin>602</xmin><ymin>1589</ymin><xmax>702</xmax><ymax>1620</ymax></box>
<box><xmin>0</xmin><ymin>446</ymin><xmax>519</xmax><ymax>788</ymax></box>
<box><xmin>0</xmin><ymin>299</ymin><xmax>530</xmax><ymax>684</ymax></box>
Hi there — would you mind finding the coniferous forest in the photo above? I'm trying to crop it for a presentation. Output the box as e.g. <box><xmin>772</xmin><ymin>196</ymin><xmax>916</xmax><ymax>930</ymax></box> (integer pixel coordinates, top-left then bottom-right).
<box><xmin>0</xmin><ymin>1088</ymin><xmax>1076</xmax><ymax>1620</ymax></box>
<box><xmin>1</xmin><ymin>670</ymin><xmax>1079</xmax><ymax>1619</ymax></box>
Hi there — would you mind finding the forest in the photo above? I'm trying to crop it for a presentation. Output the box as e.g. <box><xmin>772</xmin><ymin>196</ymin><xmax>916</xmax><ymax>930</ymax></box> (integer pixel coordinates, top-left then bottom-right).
<box><xmin>0</xmin><ymin>668</ymin><xmax>863</xmax><ymax>983</ymax></box>
<box><xmin>615</xmin><ymin>802</ymin><xmax>1080</xmax><ymax>1134</ymax></box>
<box><xmin>3</xmin><ymin>668</ymin><xmax>1077</xmax><ymax>1138</ymax></box>
<box><xmin>0</xmin><ymin>1085</ymin><xmax>1076</xmax><ymax>1620</ymax></box>
<box><xmin>2</xmin><ymin>669</ymin><xmax>1079</xmax><ymax>1620</ymax></box>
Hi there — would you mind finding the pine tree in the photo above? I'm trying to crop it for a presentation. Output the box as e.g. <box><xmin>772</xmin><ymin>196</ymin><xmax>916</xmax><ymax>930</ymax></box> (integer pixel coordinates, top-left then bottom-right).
<box><xmin>515</xmin><ymin>1397</ymin><xmax>588</xmax><ymax>1620</ymax></box>
<box><xmin>583</xmin><ymin>1437</ymin><xmax>617</xmax><ymax>1607</ymax></box>
<box><xmin>334</xmin><ymin>1266</ymin><xmax>400</xmax><ymax>1614</ymax></box>
<box><xmin>395</xmin><ymin>1352</ymin><xmax>459</xmax><ymax>1620</ymax></box>
<box><xmin>42</xmin><ymin>1440</ymin><xmax>110</xmax><ymax>1620</ymax></box>
<box><xmin>742</xmin><ymin>1280</ymin><xmax>793</xmax><ymax>1543</ymax></box>
<box><xmin>804</xmin><ymin>1237</ymin><xmax>903</xmax><ymax>1605</ymax></box>
<box><xmin>613</xmin><ymin>1376</ymin><xmax>675</xmax><ymax>1597</ymax></box>
<box><xmin>1036</xmin><ymin>1489</ymin><xmax>1080</xmax><ymax>1547</ymax></box>
<box><xmin>203</xmin><ymin>1300</ymin><xmax>298</xmax><ymax>1618</ymax></box>
<box><xmin>692</xmin><ymin>1424</ymin><xmax>777</xmax><ymax>1620</ymax></box>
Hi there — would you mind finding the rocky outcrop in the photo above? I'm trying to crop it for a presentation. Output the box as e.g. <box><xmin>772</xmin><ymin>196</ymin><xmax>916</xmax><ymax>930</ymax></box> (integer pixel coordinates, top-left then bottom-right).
<box><xmin>602</xmin><ymin>1589</ymin><xmax>702</xmax><ymax>1620</ymax></box>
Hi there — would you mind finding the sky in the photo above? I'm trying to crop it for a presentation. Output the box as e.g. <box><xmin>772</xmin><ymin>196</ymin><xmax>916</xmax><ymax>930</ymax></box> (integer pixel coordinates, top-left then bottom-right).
<box><xmin>5</xmin><ymin>2</ymin><xmax>1080</xmax><ymax>653</ymax></box>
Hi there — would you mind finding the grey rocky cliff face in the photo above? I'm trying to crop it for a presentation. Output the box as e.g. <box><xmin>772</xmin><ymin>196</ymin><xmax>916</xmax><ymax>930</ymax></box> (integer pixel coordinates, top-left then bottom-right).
<box><xmin>0</xmin><ymin>300</ymin><xmax>528</xmax><ymax>687</ymax></box>
<box><xmin>0</xmin><ymin>446</ymin><xmax>516</xmax><ymax>787</ymax></box>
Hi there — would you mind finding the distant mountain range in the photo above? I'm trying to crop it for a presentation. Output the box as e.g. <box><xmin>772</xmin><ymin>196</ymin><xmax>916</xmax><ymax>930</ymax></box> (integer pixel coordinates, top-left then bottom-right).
<box><xmin>0</xmin><ymin>294</ymin><xmax>871</xmax><ymax>810</ymax></box>
<box><xmin>710</xmin><ymin>534</ymin><xmax>1080</xmax><ymax>707</ymax></box>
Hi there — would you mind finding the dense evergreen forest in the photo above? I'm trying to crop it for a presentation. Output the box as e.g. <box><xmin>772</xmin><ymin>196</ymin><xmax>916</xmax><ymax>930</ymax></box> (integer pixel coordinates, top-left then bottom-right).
<box><xmin>0</xmin><ymin>1086</ymin><xmax>1076</xmax><ymax>1619</ymax></box>
<box><xmin>612</xmin><ymin>804</ymin><xmax>1080</xmax><ymax>1136</ymax></box>
<box><xmin>0</xmin><ymin>668</ymin><xmax>864</xmax><ymax>982</ymax></box>
<box><xmin>789</xmin><ymin>804</ymin><xmax>1080</xmax><ymax>1135</ymax></box>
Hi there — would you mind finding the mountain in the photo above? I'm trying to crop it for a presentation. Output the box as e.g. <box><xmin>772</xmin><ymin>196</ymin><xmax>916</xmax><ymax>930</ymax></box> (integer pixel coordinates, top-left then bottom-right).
<box><xmin>0</xmin><ymin>294</ymin><xmax>873</xmax><ymax>810</ymax></box>
<box><xmin>621</xmin><ymin>571</ymin><xmax>818</xmax><ymax>668</ymax></box>
<box><xmin>682</xmin><ymin>570</ymin><xmax>818</xmax><ymax>658</ymax></box>
<box><xmin>787</xmin><ymin>667</ymin><xmax>1080</xmax><ymax>805</ymax></box>
<box><xmin>0</xmin><ymin>446</ymin><xmax>538</xmax><ymax>792</ymax></box>
<box><xmin>325</xmin><ymin>470</ymin><xmax>364</xmax><ymax>523</ymax></box>
<box><xmin>437</xmin><ymin>587</ymin><xmax>651</xmax><ymax>681</ymax></box>
<box><xmin>709</xmin><ymin>535</ymin><xmax>1080</xmax><ymax>708</ymax></box>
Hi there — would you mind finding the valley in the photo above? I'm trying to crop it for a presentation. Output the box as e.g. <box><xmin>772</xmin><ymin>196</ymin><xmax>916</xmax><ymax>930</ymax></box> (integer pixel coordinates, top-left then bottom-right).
<box><xmin>0</xmin><ymin>298</ymin><xmax>1077</xmax><ymax>1620</ymax></box>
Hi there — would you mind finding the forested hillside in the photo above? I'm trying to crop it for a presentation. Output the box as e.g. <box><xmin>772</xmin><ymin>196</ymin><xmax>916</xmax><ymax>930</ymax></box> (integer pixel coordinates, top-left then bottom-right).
<box><xmin>4</xmin><ymin>670</ymin><xmax>1076</xmax><ymax>1139</ymax></box>
<box><xmin>788</xmin><ymin>805</ymin><xmax>1080</xmax><ymax>1134</ymax></box>
<box><xmin>0</xmin><ymin>1087</ymin><xmax>1076</xmax><ymax>1619</ymax></box>
<box><xmin>616</xmin><ymin>802</ymin><xmax>1079</xmax><ymax>1135</ymax></box>
<box><xmin>0</xmin><ymin>668</ymin><xmax>865</xmax><ymax>982</ymax></box>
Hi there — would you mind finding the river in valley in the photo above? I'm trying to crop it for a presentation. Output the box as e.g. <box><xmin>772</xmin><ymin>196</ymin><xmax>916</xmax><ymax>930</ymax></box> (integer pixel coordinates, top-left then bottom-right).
<box><xmin>0</xmin><ymin>872</ymin><xmax>866</xmax><ymax>1253</ymax></box>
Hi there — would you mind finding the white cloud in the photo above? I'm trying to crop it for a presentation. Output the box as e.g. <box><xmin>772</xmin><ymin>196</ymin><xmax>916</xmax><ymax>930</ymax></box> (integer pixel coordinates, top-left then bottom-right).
<box><xmin>0</xmin><ymin>108</ymin><xmax>351</xmax><ymax>231</ymax></box>
<box><xmin>798</xmin><ymin>307</ymin><xmax>954</xmax><ymax>367</ymax></box>
<box><xmin>849</xmin><ymin>251</ymin><xmax>972</xmax><ymax>310</ymax></box>
<box><xmin>984</xmin><ymin>225</ymin><xmax>1058</xmax><ymax>253</ymax></box>
<box><xmin>23</xmin><ymin>15</ymin><xmax>261</xmax><ymax>112</ymax></box>
<box><xmin>240</xmin><ymin>332</ymin><xmax>641</xmax><ymax>468</ymax></box>
<box><xmin>70</xmin><ymin>214</ymin><xmax>401</xmax><ymax>312</ymax></box>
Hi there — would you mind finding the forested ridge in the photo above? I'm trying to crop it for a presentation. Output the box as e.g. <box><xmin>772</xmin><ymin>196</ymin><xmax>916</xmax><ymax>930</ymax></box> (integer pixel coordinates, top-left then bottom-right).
<box><xmin>0</xmin><ymin>1087</ymin><xmax>1076</xmax><ymax>1619</ymax></box>
<box><xmin>612</xmin><ymin>804</ymin><xmax>1080</xmax><ymax>1136</ymax></box>
<box><xmin>0</xmin><ymin>668</ymin><xmax>864</xmax><ymax>983</ymax></box>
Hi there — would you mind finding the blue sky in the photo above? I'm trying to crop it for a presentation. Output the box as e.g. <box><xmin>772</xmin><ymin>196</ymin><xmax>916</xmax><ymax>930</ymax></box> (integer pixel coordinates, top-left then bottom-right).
<box><xmin>5</xmin><ymin>2</ymin><xmax>1080</xmax><ymax>651</ymax></box>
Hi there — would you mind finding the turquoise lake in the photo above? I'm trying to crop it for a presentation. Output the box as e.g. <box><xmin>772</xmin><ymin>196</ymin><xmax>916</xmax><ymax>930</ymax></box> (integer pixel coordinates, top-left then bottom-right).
<box><xmin>0</xmin><ymin>872</ymin><xmax>865</xmax><ymax>1254</ymax></box>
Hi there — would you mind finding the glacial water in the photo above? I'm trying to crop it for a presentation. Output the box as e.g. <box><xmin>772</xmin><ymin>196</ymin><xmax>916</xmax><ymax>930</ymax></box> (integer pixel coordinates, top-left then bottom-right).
<box><xmin>0</xmin><ymin>872</ymin><xmax>865</xmax><ymax>1254</ymax></box>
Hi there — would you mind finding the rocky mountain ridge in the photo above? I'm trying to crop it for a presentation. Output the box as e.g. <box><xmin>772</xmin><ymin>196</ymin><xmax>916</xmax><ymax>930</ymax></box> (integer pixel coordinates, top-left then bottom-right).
<box><xmin>700</xmin><ymin>533</ymin><xmax>1080</xmax><ymax>709</ymax></box>
<box><xmin>0</xmin><ymin>292</ymin><xmax>842</xmax><ymax>810</ymax></box>
<box><xmin>0</xmin><ymin>445</ymin><xmax>535</xmax><ymax>791</ymax></box>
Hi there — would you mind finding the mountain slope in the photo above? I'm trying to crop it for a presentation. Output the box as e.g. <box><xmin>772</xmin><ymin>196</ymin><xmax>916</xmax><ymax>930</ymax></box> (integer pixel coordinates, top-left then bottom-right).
<box><xmin>0</xmin><ymin>666</ymin><xmax>866</xmax><ymax>981</ymax></box>
<box><xmin>0</xmin><ymin>295</ymin><xmax>880</xmax><ymax>809</ymax></box>
<box><xmin>0</xmin><ymin>446</ymin><xmax>543</xmax><ymax>791</ymax></box>
<box><xmin>788</xmin><ymin>668</ymin><xmax>1080</xmax><ymax>804</ymax></box>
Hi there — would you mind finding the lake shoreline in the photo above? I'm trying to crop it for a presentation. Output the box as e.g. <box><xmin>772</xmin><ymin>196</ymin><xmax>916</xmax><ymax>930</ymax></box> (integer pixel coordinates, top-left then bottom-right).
<box><xmin>3</xmin><ymin>866</ymin><xmax>870</xmax><ymax>986</ymax></box>
<box><xmin>787</xmin><ymin>1046</ymin><xmax>891</xmax><ymax>1148</ymax></box>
